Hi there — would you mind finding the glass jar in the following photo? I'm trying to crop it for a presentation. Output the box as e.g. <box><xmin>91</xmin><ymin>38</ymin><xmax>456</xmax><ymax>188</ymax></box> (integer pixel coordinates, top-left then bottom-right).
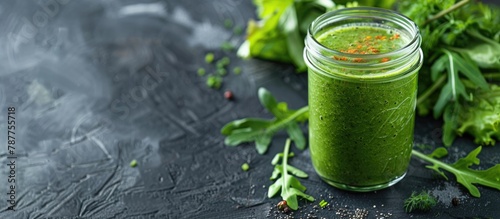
<box><xmin>304</xmin><ymin>7</ymin><xmax>422</xmax><ymax>191</ymax></box>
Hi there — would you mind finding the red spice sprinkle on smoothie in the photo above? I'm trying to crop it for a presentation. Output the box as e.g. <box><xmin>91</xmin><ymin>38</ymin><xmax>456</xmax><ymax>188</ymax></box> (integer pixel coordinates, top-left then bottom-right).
<box><xmin>353</xmin><ymin>58</ymin><xmax>364</xmax><ymax>63</ymax></box>
<box><xmin>321</xmin><ymin>26</ymin><xmax>405</xmax><ymax>63</ymax></box>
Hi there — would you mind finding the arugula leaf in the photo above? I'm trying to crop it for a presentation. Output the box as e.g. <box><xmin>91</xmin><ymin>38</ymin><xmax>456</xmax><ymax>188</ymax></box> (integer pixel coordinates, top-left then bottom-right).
<box><xmin>457</xmin><ymin>85</ymin><xmax>500</xmax><ymax>145</ymax></box>
<box><xmin>221</xmin><ymin>88</ymin><xmax>308</xmax><ymax>154</ymax></box>
<box><xmin>412</xmin><ymin>147</ymin><xmax>500</xmax><ymax>197</ymax></box>
<box><xmin>268</xmin><ymin>139</ymin><xmax>314</xmax><ymax>210</ymax></box>
<box><xmin>450</xmin><ymin>30</ymin><xmax>500</xmax><ymax>69</ymax></box>
<box><xmin>401</xmin><ymin>0</ymin><xmax>500</xmax><ymax>146</ymax></box>
<box><xmin>442</xmin><ymin>103</ymin><xmax>460</xmax><ymax>146</ymax></box>
<box><xmin>430</xmin><ymin>49</ymin><xmax>490</xmax><ymax>146</ymax></box>
<box><xmin>432</xmin><ymin>50</ymin><xmax>489</xmax><ymax>118</ymax></box>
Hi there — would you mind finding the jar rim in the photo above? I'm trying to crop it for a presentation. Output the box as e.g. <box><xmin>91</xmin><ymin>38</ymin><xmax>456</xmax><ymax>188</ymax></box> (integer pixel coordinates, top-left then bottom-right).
<box><xmin>304</xmin><ymin>7</ymin><xmax>423</xmax><ymax>82</ymax></box>
<box><xmin>307</xmin><ymin>7</ymin><xmax>420</xmax><ymax>60</ymax></box>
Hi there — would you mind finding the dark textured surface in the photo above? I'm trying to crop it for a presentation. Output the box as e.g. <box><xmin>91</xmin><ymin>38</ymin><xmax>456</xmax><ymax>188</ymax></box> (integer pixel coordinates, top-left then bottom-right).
<box><xmin>0</xmin><ymin>1</ymin><xmax>499</xmax><ymax>218</ymax></box>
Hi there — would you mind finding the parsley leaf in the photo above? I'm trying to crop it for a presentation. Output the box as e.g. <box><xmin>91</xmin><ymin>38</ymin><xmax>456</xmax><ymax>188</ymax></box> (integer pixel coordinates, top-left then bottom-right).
<box><xmin>412</xmin><ymin>147</ymin><xmax>500</xmax><ymax>197</ymax></box>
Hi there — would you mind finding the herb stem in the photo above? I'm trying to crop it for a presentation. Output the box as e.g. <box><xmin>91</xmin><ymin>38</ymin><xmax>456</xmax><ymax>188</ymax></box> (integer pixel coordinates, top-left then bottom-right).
<box><xmin>484</xmin><ymin>73</ymin><xmax>500</xmax><ymax>81</ymax></box>
<box><xmin>417</xmin><ymin>75</ymin><xmax>447</xmax><ymax>106</ymax></box>
<box><xmin>268</xmin><ymin>106</ymin><xmax>309</xmax><ymax>133</ymax></box>
<box><xmin>423</xmin><ymin>0</ymin><xmax>470</xmax><ymax>26</ymax></box>
<box><xmin>282</xmin><ymin>139</ymin><xmax>291</xmax><ymax>194</ymax></box>
<box><xmin>411</xmin><ymin>150</ymin><xmax>453</xmax><ymax>173</ymax></box>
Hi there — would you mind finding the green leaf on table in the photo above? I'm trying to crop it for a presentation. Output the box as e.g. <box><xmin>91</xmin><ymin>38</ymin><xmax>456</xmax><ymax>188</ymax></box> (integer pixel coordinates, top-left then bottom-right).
<box><xmin>428</xmin><ymin>147</ymin><xmax>448</xmax><ymax>159</ymax></box>
<box><xmin>412</xmin><ymin>147</ymin><xmax>500</xmax><ymax>197</ymax></box>
<box><xmin>237</xmin><ymin>0</ymin><xmax>337</xmax><ymax>72</ymax></box>
<box><xmin>271</xmin><ymin>152</ymin><xmax>295</xmax><ymax>165</ymax></box>
<box><xmin>268</xmin><ymin>139</ymin><xmax>314</xmax><ymax>210</ymax></box>
<box><xmin>221</xmin><ymin>88</ymin><xmax>309</xmax><ymax>154</ymax></box>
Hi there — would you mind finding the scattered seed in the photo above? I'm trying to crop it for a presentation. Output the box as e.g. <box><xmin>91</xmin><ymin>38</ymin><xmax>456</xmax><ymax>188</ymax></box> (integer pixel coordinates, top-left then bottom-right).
<box><xmin>452</xmin><ymin>197</ymin><xmax>459</xmax><ymax>206</ymax></box>
<box><xmin>224</xmin><ymin>90</ymin><xmax>234</xmax><ymax>100</ymax></box>
<box><xmin>277</xmin><ymin>200</ymin><xmax>288</xmax><ymax>211</ymax></box>
<box><xmin>283</xmin><ymin>207</ymin><xmax>291</xmax><ymax>214</ymax></box>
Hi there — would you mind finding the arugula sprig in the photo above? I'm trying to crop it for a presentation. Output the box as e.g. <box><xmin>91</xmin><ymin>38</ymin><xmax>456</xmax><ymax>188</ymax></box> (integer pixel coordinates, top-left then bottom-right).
<box><xmin>398</xmin><ymin>0</ymin><xmax>500</xmax><ymax>146</ymax></box>
<box><xmin>268</xmin><ymin>139</ymin><xmax>314</xmax><ymax>210</ymax></box>
<box><xmin>412</xmin><ymin>147</ymin><xmax>500</xmax><ymax>197</ymax></box>
<box><xmin>429</xmin><ymin>49</ymin><xmax>490</xmax><ymax>146</ymax></box>
<box><xmin>221</xmin><ymin>88</ymin><xmax>308</xmax><ymax>154</ymax></box>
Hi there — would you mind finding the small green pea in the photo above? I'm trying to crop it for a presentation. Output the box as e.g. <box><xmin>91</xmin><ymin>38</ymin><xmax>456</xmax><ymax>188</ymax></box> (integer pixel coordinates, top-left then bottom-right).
<box><xmin>224</xmin><ymin>19</ymin><xmax>233</xmax><ymax>29</ymax></box>
<box><xmin>221</xmin><ymin>42</ymin><xmax>234</xmax><ymax>52</ymax></box>
<box><xmin>130</xmin><ymin>159</ymin><xmax>138</xmax><ymax>168</ymax></box>
<box><xmin>241</xmin><ymin>163</ymin><xmax>250</xmax><ymax>171</ymax></box>
<box><xmin>217</xmin><ymin>68</ymin><xmax>227</xmax><ymax>76</ymax></box>
<box><xmin>216</xmin><ymin>57</ymin><xmax>230</xmax><ymax>68</ymax></box>
<box><xmin>233</xmin><ymin>26</ymin><xmax>243</xmax><ymax>35</ymax></box>
<box><xmin>205</xmin><ymin>53</ymin><xmax>215</xmax><ymax>64</ymax></box>
<box><xmin>206</xmin><ymin>75</ymin><xmax>222</xmax><ymax>89</ymax></box>
<box><xmin>197</xmin><ymin>68</ymin><xmax>206</xmax><ymax>76</ymax></box>
<box><xmin>233</xmin><ymin>67</ymin><xmax>242</xmax><ymax>75</ymax></box>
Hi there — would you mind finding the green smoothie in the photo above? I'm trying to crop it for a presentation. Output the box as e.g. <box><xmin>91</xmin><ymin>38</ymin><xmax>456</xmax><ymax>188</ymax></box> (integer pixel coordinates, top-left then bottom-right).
<box><xmin>308</xmin><ymin>25</ymin><xmax>419</xmax><ymax>189</ymax></box>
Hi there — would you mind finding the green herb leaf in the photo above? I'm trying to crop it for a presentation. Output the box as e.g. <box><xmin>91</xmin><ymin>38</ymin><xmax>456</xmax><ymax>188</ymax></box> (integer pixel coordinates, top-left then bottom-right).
<box><xmin>412</xmin><ymin>147</ymin><xmax>500</xmax><ymax>197</ymax></box>
<box><xmin>442</xmin><ymin>103</ymin><xmax>460</xmax><ymax>146</ymax></box>
<box><xmin>465</xmin><ymin>30</ymin><xmax>500</xmax><ymax>69</ymax></box>
<box><xmin>457</xmin><ymin>85</ymin><xmax>500</xmax><ymax>145</ymax></box>
<box><xmin>268</xmin><ymin>139</ymin><xmax>314</xmax><ymax>210</ymax></box>
<box><xmin>428</xmin><ymin>147</ymin><xmax>448</xmax><ymax>159</ymax></box>
<box><xmin>221</xmin><ymin>88</ymin><xmax>308</xmax><ymax>154</ymax></box>
<box><xmin>271</xmin><ymin>164</ymin><xmax>309</xmax><ymax>179</ymax></box>
<box><xmin>400</xmin><ymin>0</ymin><xmax>500</xmax><ymax>146</ymax></box>
<box><xmin>271</xmin><ymin>152</ymin><xmax>295</xmax><ymax>165</ymax></box>
<box><xmin>431</xmin><ymin>50</ymin><xmax>490</xmax><ymax>146</ymax></box>
<box><xmin>404</xmin><ymin>191</ymin><xmax>437</xmax><ymax>213</ymax></box>
<box><xmin>237</xmin><ymin>0</ymin><xmax>336</xmax><ymax>71</ymax></box>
